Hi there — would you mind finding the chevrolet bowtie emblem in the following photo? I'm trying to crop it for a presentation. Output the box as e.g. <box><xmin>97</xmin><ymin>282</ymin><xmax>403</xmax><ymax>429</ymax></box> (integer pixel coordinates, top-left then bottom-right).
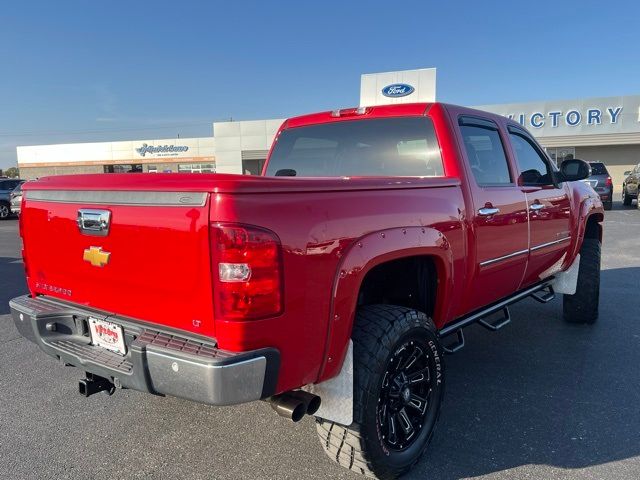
<box><xmin>83</xmin><ymin>246</ymin><xmax>111</xmax><ymax>267</ymax></box>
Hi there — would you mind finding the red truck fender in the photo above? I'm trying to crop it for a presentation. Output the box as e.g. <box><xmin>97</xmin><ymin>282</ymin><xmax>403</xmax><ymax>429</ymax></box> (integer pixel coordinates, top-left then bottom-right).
<box><xmin>553</xmin><ymin>192</ymin><xmax>603</xmax><ymax>295</ymax></box>
<box><xmin>316</xmin><ymin>226</ymin><xmax>454</xmax><ymax>384</ymax></box>
<box><xmin>565</xmin><ymin>191</ymin><xmax>604</xmax><ymax>270</ymax></box>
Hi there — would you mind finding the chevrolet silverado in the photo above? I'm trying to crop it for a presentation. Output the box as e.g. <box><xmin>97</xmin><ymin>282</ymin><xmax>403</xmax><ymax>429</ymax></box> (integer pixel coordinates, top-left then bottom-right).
<box><xmin>10</xmin><ymin>103</ymin><xmax>603</xmax><ymax>479</ymax></box>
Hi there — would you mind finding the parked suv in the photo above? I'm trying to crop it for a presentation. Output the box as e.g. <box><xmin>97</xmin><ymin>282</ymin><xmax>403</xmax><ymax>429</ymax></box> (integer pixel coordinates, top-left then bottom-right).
<box><xmin>0</xmin><ymin>178</ymin><xmax>24</xmax><ymax>219</ymax></box>
<box><xmin>584</xmin><ymin>162</ymin><xmax>613</xmax><ymax>210</ymax></box>
<box><xmin>622</xmin><ymin>163</ymin><xmax>640</xmax><ymax>207</ymax></box>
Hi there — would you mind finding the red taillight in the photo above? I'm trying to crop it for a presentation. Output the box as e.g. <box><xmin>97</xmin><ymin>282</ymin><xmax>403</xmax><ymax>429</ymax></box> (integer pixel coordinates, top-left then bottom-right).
<box><xmin>605</xmin><ymin>176</ymin><xmax>612</xmax><ymax>187</ymax></box>
<box><xmin>211</xmin><ymin>223</ymin><xmax>283</xmax><ymax>320</ymax></box>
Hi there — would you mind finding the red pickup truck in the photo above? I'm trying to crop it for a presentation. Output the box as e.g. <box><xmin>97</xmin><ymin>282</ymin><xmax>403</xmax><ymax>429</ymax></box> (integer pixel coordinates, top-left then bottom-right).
<box><xmin>11</xmin><ymin>103</ymin><xmax>603</xmax><ymax>479</ymax></box>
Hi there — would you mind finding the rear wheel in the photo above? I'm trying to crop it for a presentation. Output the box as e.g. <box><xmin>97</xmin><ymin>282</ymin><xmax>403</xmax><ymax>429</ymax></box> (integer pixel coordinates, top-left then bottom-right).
<box><xmin>603</xmin><ymin>201</ymin><xmax>612</xmax><ymax>211</ymax></box>
<box><xmin>316</xmin><ymin>305</ymin><xmax>444</xmax><ymax>479</ymax></box>
<box><xmin>0</xmin><ymin>202</ymin><xmax>10</xmax><ymax>220</ymax></box>
<box><xmin>563</xmin><ymin>238</ymin><xmax>601</xmax><ymax>324</ymax></box>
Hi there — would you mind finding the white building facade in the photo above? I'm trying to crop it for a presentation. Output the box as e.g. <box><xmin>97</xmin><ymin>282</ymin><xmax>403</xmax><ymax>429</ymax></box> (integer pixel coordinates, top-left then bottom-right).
<box><xmin>17</xmin><ymin>137</ymin><xmax>215</xmax><ymax>178</ymax></box>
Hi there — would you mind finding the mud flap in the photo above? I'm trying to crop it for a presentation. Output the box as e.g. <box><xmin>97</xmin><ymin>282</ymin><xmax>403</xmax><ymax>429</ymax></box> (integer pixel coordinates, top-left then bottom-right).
<box><xmin>553</xmin><ymin>254</ymin><xmax>580</xmax><ymax>295</ymax></box>
<box><xmin>303</xmin><ymin>341</ymin><xmax>353</xmax><ymax>426</ymax></box>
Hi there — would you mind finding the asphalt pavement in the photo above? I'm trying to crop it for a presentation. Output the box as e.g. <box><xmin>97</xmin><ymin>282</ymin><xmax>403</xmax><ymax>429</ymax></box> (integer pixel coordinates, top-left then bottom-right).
<box><xmin>1</xmin><ymin>203</ymin><xmax>640</xmax><ymax>480</ymax></box>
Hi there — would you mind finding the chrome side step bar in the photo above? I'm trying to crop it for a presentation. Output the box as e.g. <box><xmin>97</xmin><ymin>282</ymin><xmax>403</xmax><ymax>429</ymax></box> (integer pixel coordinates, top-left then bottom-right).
<box><xmin>439</xmin><ymin>279</ymin><xmax>555</xmax><ymax>354</ymax></box>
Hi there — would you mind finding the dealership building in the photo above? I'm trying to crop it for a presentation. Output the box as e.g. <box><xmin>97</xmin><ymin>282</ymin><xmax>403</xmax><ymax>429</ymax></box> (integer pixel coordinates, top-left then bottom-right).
<box><xmin>16</xmin><ymin>68</ymin><xmax>640</xmax><ymax>193</ymax></box>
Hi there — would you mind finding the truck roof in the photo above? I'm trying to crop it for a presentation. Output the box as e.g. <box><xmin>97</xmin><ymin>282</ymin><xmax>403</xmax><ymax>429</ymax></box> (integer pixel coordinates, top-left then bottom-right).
<box><xmin>283</xmin><ymin>102</ymin><xmax>516</xmax><ymax>130</ymax></box>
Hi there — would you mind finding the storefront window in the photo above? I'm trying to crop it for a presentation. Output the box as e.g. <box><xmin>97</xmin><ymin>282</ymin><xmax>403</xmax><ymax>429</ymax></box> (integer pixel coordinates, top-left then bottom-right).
<box><xmin>178</xmin><ymin>163</ymin><xmax>215</xmax><ymax>173</ymax></box>
<box><xmin>242</xmin><ymin>159</ymin><xmax>266</xmax><ymax>175</ymax></box>
<box><xmin>545</xmin><ymin>147</ymin><xmax>575</xmax><ymax>166</ymax></box>
<box><xmin>104</xmin><ymin>164</ymin><xmax>143</xmax><ymax>173</ymax></box>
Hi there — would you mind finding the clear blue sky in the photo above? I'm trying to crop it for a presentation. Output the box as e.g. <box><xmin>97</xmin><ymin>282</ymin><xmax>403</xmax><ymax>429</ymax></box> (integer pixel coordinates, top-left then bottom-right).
<box><xmin>2</xmin><ymin>0</ymin><xmax>639</xmax><ymax>169</ymax></box>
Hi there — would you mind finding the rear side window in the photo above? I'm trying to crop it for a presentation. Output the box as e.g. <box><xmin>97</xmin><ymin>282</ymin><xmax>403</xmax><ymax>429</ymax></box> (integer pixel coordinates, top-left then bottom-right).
<box><xmin>509</xmin><ymin>132</ymin><xmax>553</xmax><ymax>185</ymax></box>
<box><xmin>3</xmin><ymin>180</ymin><xmax>21</xmax><ymax>189</ymax></box>
<box><xmin>459</xmin><ymin>119</ymin><xmax>511</xmax><ymax>186</ymax></box>
<box><xmin>588</xmin><ymin>162</ymin><xmax>608</xmax><ymax>175</ymax></box>
<box><xmin>265</xmin><ymin>117</ymin><xmax>444</xmax><ymax>177</ymax></box>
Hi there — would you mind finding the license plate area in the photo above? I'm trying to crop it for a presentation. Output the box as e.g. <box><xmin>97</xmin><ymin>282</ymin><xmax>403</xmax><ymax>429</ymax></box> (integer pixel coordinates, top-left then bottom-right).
<box><xmin>88</xmin><ymin>317</ymin><xmax>127</xmax><ymax>355</ymax></box>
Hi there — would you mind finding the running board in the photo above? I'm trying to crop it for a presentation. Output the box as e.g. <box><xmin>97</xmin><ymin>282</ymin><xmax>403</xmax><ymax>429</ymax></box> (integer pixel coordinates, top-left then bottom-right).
<box><xmin>478</xmin><ymin>306</ymin><xmax>511</xmax><ymax>332</ymax></box>
<box><xmin>530</xmin><ymin>285</ymin><xmax>555</xmax><ymax>303</ymax></box>
<box><xmin>439</xmin><ymin>279</ymin><xmax>554</xmax><ymax>354</ymax></box>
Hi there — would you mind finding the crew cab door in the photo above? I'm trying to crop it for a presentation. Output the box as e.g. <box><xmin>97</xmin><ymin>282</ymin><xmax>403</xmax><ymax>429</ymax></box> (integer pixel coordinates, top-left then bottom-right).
<box><xmin>457</xmin><ymin>116</ymin><xmax>530</xmax><ymax>312</ymax></box>
<box><xmin>506</xmin><ymin>125</ymin><xmax>572</xmax><ymax>286</ymax></box>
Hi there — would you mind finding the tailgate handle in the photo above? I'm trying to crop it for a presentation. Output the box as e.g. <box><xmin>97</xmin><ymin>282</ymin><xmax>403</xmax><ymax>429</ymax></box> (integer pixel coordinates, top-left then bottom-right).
<box><xmin>77</xmin><ymin>209</ymin><xmax>111</xmax><ymax>236</ymax></box>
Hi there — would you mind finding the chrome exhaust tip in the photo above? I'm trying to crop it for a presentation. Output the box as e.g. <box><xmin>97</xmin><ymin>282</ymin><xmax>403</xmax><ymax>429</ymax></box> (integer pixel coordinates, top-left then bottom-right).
<box><xmin>269</xmin><ymin>394</ymin><xmax>307</xmax><ymax>422</ymax></box>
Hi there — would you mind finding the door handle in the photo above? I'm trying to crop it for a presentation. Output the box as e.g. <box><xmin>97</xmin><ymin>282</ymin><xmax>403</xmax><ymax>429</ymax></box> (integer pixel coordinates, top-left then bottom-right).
<box><xmin>478</xmin><ymin>207</ymin><xmax>500</xmax><ymax>216</ymax></box>
<box><xmin>530</xmin><ymin>203</ymin><xmax>545</xmax><ymax>211</ymax></box>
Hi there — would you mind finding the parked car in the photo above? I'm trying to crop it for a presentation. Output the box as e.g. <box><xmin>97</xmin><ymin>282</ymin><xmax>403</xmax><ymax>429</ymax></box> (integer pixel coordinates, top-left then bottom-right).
<box><xmin>10</xmin><ymin>103</ymin><xmax>603</xmax><ymax>480</ymax></box>
<box><xmin>0</xmin><ymin>178</ymin><xmax>24</xmax><ymax>219</ymax></box>
<box><xmin>622</xmin><ymin>163</ymin><xmax>640</xmax><ymax>207</ymax></box>
<box><xmin>10</xmin><ymin>182</ymin><xmax>25</xmax><ymax>215</ymax></box>
<box><xmin>582</xmin><ymin>161</ymin><xmax>613</xmax><ymax>210</ymax></box>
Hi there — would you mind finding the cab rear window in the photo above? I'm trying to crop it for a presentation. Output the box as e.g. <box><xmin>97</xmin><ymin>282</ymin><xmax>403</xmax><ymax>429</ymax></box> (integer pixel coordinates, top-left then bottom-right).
<box><xmin>266</xmin><ymin>117</ymin><xmax>444</xmax><ymax>177</ymax></box>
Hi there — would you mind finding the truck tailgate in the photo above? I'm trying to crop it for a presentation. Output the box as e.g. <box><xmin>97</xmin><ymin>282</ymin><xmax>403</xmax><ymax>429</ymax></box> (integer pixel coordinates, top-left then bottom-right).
<box><xmin>21</xmin><ymin>187</ymin><xmax>214</xmax><ymax>337</ymax></box>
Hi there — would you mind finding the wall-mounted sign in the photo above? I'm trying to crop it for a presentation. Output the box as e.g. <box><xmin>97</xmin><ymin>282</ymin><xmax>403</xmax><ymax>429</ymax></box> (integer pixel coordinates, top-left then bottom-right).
<box><xmin>381</xmin><ymin>84</ymin><xmax>415</xmax><ymax>98</ymax></box>
<box><xmin>507</xmin><ymin>107</ymin><xmax>623</xmax><ymax>129</ymax></box>
<box><xmin>136</xmin><ymin>143</ymin><xmax>189</xmax><ymax>157</ymax></box>
<box><xmin>476</xmin><ymin>96</ymin><xmax>640</xmax><ymax>138</ymax></box>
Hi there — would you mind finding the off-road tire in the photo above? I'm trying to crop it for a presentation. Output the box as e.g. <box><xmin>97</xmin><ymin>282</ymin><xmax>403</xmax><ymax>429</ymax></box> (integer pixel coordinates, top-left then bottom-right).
<box><xmin>563</xmin><ymin>238</ymin><xmax>601</xmax><ymax>324</ymax></box>
<box><xmin>622</xmin><ymin>187</ymin><xmax>632</xmax><ymax>206</ymax></box>
<box><xmin>316</xmin><ymin>305</ymin><xmax>444</xmax><ymax>479</ymax></box>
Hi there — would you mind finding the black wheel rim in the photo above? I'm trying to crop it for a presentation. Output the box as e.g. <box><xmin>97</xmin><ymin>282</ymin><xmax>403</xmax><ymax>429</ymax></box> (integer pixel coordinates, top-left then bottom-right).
<box><xmin>377</xmin><ymin>338</ymin><xmax>434</xmax><ymax>451</ymax></box>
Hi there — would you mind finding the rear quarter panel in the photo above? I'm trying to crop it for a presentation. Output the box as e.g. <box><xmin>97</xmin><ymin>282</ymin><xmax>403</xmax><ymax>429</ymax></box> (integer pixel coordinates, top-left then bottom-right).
<box><xmin>211</xmin><ymin>182</ymin><xmax>466</xmax><ymax>390</ymax></box>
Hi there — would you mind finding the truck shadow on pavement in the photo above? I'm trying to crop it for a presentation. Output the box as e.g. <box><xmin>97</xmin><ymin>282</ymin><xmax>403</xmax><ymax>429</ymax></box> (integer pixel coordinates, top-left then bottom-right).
<box><xmin>0</xmin><ymin>256</ymin><xmax>28</xmax><ymax>315</ymax></box>
<box><xmin>410</xmin><ymin>266</ymin><xmax>640</xmax><ymax>479</ymax></box>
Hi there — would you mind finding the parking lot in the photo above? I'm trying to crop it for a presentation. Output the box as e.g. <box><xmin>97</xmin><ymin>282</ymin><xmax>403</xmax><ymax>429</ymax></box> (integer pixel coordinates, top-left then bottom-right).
<box><xmin>1</xmin><ymin>203</ymin><xmax>639</xmax><ymax>480</ymax></box>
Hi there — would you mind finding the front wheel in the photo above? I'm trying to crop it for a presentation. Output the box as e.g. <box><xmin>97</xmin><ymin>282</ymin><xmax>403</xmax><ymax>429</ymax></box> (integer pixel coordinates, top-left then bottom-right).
<box><xmin>563</xmin><ymin>238</ymin><xmax>601</xmax><ymax>324</ymax></box>
<box><xmin>316</xmin><ymin>305</ymin><xmax>444</xmax><ymax>479</ymax></box>
<box><xmin>622</xmin><ymin>187</ymin><xmax>632</xmax><ymax>206</ymax></box>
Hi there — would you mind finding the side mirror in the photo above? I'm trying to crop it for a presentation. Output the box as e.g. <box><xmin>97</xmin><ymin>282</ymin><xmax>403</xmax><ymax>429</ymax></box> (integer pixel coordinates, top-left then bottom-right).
<box><xmin>624</xmin><ymin>171</ymin><xmax>632</xmax><ymax>176</ymax></box>
<box><xmin>559</xmin><ymin>159</ymin><xmax>591</xmax><ymax>182</ymax></box>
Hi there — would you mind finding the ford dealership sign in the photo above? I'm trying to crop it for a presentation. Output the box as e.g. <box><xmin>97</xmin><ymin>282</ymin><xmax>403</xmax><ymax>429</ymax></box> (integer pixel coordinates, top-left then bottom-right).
<box><xmin>381</xmin><ymin>84</ymin><xmax>415</xmax><ymax>98</ymax></box>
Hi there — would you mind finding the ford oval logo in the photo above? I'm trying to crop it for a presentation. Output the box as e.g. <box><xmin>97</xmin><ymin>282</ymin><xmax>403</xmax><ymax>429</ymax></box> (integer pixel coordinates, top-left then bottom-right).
<box><xmin>381</xmin><ymin>83</ymin><xmax>415</xmax><ymax>98</ymax></box>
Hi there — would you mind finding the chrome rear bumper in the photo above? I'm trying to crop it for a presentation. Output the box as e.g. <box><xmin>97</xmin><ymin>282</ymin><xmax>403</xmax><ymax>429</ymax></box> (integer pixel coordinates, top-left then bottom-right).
<box><xmin>10</xmin><ymin>295</ymin><xmax>279</xmax><ymax>406</ymax></box>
